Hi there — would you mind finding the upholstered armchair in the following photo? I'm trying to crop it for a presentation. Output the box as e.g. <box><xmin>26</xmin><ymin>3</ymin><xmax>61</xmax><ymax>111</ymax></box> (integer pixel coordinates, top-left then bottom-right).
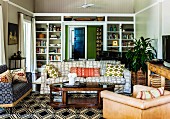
<box><xmin>101</xmin><ymin>85</ymin><xmax>170</xmax><ymax>119</ymax></box>
<box><xmin>0</xmin><ymin>64</ymin><xmax>32</xmax><ymax>112</ymax></box>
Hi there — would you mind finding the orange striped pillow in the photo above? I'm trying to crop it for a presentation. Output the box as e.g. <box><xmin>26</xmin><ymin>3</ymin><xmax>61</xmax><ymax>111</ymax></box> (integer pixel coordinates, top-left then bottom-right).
<box><xmin>70</xmin><ymin>67</ymin><xmax>100</xmax><ymax>77</ymax></box>
<box><xmin>81</xmin><ymin>68</ymin><xmax>100</xmax><ymax>77</ymax></box>
<box><xmin>136</xmin><ymin>87</ymin><xmax>164</xmax><ymax>100</ymax></box>
<box><xmin>70</xmin><ymin>67</ymin><xmax>82</xmax><ymax>77</ymax></box>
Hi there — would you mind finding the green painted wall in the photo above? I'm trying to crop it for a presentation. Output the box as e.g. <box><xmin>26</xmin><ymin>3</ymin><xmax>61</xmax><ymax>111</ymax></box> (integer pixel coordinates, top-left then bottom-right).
<box><xmin>65</xmin><ymin>26</ymin><xmax>98</xmax><ymax>60</ymax></box>
<box><xmin>87</xmin><ymin>26</ymin><xmax>97</xmax><ymax>59</ymax></box>
<box><xmin>65</xmin><ymin>25</ymin><xmax>68</xmax><ymax>60</ymax></box>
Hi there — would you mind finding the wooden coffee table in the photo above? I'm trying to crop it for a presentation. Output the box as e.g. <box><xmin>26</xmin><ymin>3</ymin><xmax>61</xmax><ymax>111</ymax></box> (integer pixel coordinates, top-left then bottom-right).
<box><xmin>49</xmin><ymin>82</ymin><xmax>114</xmax><ymax>108</ymax></box>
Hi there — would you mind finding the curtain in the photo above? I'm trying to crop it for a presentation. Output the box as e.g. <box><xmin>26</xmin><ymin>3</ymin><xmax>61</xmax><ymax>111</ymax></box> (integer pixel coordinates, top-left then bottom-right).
<box><xmin>31</xmin><ymin>17</ymin><xmax>37</xmax><ymax>72</ymax></box>
<box><xmin>0</xmin><ymin>5</ymin><xmax>6</xmax><ymax>65</ymax></box>
<box><xmin>18</xmin><ymin>13</ymin><xmax>24</xmax><ymax>56</ymax></box>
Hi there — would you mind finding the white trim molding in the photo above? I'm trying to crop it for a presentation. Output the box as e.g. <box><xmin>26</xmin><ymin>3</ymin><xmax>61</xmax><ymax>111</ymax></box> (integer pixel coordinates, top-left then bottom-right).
<box><xmin>3</xmin><ymin>0</ymin><xmax>33</xmax><ymax>15</ymax></box>
<box><xmin>135</xmin><ymin>1</ymin><xmax>163</xmax><ymax>15</ymax></box>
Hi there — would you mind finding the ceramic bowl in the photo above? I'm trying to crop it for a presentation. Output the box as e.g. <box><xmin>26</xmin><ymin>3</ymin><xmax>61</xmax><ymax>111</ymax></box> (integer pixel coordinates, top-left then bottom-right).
<box><xmin>50</xmin><ymin>44</ymin><xmax>56</xmax><ymax>46</ymax></box>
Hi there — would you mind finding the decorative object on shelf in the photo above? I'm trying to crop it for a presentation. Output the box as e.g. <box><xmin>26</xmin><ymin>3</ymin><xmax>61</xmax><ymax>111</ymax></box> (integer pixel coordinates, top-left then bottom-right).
<box><xmin>49</xmin><ymin>44</ymin><xmax>56</xmax><ymax>46</ymax></box>
<box><xmin>38</xmin><ymin>33</ymin><xmax>45</xmax><ymax>38</ymax></box>
<box><xmin>8</xmin><ymin>23</ymin><xmax>18</xmax><ymax>45</ymax></box>
<box><xmin>17</xmin><ymin>51</ymin><xmax>21</xmax><ymax>59</ymax></box>
<box><xmin>96</xmin><ymin>16</ymin><xmax>104</xmax><ymax>21</ymax></box>
<box><xmin>37</xmin><ymin>56</ymin><xmax>45</xmax><ymax>60</ymax></box>
<box><xmin>52</xmin><ymin>25</ymin><xmax>56</xmax><ymax>31</ymax></box>
<box><xmin>113</xmin><ymin>25</ymin><xmax>117</xmax><ymax>31</ymax></box>
<box><xmin>36</xmin><ymin>28</ymin><xmax>45</xmax><ymax>31</ymax></box>
<box><xmin>11</xmin><ymin>53</ymin><xmax>17</xmax><ymax>59</ymax></box>
<box><xmin>37</xmin><ymin>61</ymin><xmax>42</xmax><ymax>67</ymax></box>
<box><xmin>74</xmin><ymin>18</ymin><xmax>95</xmax><ymax>21</ymax></box>
<box><xmin>10</xmin><ymin>51</ymin><xmax>22</xmax><ymax>59</ymax></box>
<box><xmin>112</xmin><ymin>41</ymin><xmax>118</xmax><ymax>46</ymax></box>
<box><xmin>126</xmin><ymin>36</ymin><xmax>157</xmax><ymax>85</ymax></box>
<box><xmin>57</xmin><ymin>44</ymin><xmax>61</xmax><ymax>46</ymax></box>
<box><xmin>49</xmin><ymin>24</ymin><xmax>53</xmax><ymax>31</ymax></box>
<box><xmin>110</xmin><ymin>25</ymin><xmax>113</xmax><ymax>31</ymax></box>
<box><xmin>64</xmin><ymin>16</ymin><xmax>73</xmax><ymax>21</ymax></box>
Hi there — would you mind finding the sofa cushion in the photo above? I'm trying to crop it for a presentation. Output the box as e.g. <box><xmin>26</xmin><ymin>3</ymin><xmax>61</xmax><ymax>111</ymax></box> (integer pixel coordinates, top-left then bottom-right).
<box><xmin>0</xmin><ymin>70</ymin><xmax>12</xmax><ymax>83</ymax></box>
<box><xmin>104</xmin><ymin>64</ymin><xmax>125</xmax><ymax>77</ymax></box>
<box><xmin>136</xmin><ymin>87</ymin><xmax>164</xmax><ymax>100</ymax></box>
<box><xmin>11</xmin><ymin>69</ymin><xmax>28</xmax><ymax>83</ymax></box>
<box><xmin>100</xmin><ymin>60</ymin><xmax>121</xmax><ymax>76</ymax></box>
<box><xmin>70</xmin><ymin>67</ymin><xmax>82</xmax><ymax>77</ymax></box>
<box><xmin>12</xmin><ymin>82</ymin><xmax>32</xmax><ymax>102</ymax></box>
<box><xmin>82</xmin><ymin>68</ymin><xmax>100</xmax><ymax>77</ymax></box>
<box><xmin>70</xmin><ymin>67</ymin><xmax>100</xmax><ymax>77</ymax></box>
<box><xmin>49</xmin><ymin>61</ymin><xmax>86</xmax><ymax>77</ymax></box>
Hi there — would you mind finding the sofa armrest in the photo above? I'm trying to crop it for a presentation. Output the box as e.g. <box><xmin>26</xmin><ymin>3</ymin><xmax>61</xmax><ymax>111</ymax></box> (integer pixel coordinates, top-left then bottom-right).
<box><xmin>0</xmin><ymin>82</ymin><xmax>13</xmax><ymax>104</ymax></box>
<box><xmin>0</xmin><ymin>65</ymin><xmax>7</xmax><ymax>74</ymax></box>
<box><xmin>41</xmin><ymin>71</ymin><xmax>47</xmax><ymax>83</ymax></box>
<box><xmin>101</xmin><ymin>90</ymin><xmax>170</xmax><ymax>110</ymax></box>
<box><xmin>123</xmin><ymin>68</ymin><xmax>131</xmax><ymax>93</ymax></box>
<box><xmin>26</xmin><ymin>72</ymin><xmax>32</xmax><ymax>83</ymax></box>
<box><xmin>133</xmin><ymin>85</ymin><xmax>170</xmax><ymax>97</ymax></box>
<box><xmin>123</xmin><ymin>68</ymin><xmax>131</xmax><ymax>79</ymax></box>
<box><xmin>101</xmin><ymin>90</ymin><xmax>144</xmax><ymax>109</ymax></box>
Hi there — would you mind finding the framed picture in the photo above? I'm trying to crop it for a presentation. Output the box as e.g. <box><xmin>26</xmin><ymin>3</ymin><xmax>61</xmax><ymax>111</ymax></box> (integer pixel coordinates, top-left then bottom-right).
<box><xmin>112</xmin><ymin>40</ymin><xmax>118</xmax><ymax>46</ymax></box>
<box><xmin>8</xmin><ymin>23</ymin><xmax>18</xmax><ymax>45</ymax></box>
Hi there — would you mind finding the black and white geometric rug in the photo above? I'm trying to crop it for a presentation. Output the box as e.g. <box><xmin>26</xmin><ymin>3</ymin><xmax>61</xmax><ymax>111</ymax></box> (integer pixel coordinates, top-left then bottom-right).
<box><xmin>0</xmin><ymin>92</ymin><xmax>103</xmax><ymax>119</ymax></box>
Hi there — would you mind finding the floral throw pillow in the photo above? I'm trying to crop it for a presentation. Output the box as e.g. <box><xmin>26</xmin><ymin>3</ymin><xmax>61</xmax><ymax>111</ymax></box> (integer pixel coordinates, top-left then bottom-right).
<box><xmin>45</xmin><ymin>64</ymin><xmax>59</xmax><ymax>78</ymax></box>
<box><xmin>0</xmin><ymin>70</ymin><xmax>12</xmax><ymax>83</ymax></box>
<box><xmin>136</xmin><ymin>87</ymin><xmax>164</xmax><ymax>100</ymax></box>
<box><xmin>104</xmin><ymin>64</ymin><xmax>125</xmax><ymax>77</ymax></box>
<box><xmin>11</xmin><ymin>69</ymin><xmax>28</xmax><ymax>83</ymax></box>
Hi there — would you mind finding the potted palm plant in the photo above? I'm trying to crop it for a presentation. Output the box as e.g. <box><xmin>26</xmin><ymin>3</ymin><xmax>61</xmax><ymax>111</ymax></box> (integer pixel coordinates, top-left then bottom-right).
<box><xmin>126</xmin><ymin>36</ymin><xmax>157</xmax><ymax>85</ymax></box>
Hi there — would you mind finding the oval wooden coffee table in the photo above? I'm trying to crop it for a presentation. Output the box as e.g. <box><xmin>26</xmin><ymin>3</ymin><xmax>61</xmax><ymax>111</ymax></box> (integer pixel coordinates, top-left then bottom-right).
<box><xmin>49</xmin><ymin>82</ymin><xmax>115</xmax><ymax>108</ymax></box>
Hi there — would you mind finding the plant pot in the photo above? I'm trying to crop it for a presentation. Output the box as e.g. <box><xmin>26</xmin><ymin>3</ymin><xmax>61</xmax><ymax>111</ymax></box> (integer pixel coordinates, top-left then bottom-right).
<box><xmin>131</xmin><ymin>70</ymin><xmax>146</xmax><ymax>85</ymax></box>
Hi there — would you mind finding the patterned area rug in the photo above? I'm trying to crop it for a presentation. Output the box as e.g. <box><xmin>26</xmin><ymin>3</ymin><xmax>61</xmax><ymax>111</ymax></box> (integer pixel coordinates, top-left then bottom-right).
<box><xmin>0</xmin><ymin>92</ymin><xmax>103</xmax><ymax>119</ymax></box>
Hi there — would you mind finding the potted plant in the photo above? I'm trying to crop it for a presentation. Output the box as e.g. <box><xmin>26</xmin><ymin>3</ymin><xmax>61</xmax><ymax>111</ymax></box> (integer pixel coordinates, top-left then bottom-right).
<box><xmin>126</xmin><ymin>36</ymin><xmax>157</xmax><ymax>85</ymax></box>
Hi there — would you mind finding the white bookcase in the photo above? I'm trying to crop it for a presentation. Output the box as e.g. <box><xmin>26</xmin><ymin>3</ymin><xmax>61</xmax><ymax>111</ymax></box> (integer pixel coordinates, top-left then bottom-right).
<box><xmin>35</xmin><ymin>21</ymin><xmax>62</xmax><ymax>72</ymax></box>
<box><xmin>34</xmin><ymin>13</ymin><xmax>135</xmax><ymax>71</ymax></box>
<box><xmin>106</xmin><ymin>16</ymin><xmax>134</xmax><ymax>53</ymax></box>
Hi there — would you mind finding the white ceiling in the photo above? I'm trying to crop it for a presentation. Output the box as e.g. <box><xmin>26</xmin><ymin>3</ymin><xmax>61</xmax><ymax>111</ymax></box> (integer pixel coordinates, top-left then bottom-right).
<box><xmin>34</xmin><ymin>0</ymin><xmax>135</xmax><ymax>13</ymax></box>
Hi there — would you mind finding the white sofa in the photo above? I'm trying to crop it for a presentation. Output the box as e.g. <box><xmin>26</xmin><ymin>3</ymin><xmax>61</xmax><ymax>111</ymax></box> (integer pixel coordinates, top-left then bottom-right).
<box><xmin>40</xmin><ymin>60</ymin><xmax>131</xmax><ymax>94</ymax></box>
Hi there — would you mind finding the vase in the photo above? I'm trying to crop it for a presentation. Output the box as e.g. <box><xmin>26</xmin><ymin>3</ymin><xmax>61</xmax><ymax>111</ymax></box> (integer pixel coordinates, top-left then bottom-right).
<box><xmin>69</xmin><ymin>78</ymin><xmax>75</xmax><ymax>85</ymax></box>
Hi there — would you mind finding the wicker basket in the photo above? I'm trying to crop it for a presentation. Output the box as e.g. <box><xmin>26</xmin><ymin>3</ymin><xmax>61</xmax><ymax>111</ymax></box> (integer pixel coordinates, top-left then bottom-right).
<box><xmin>97</xmin><ymin>17</ymin><xmax>104</xmax><ymax>21</ymax></box>
<box><xmin>150</xmin><ymin>74</ymin><xmax>161</xmax><ymax>88</ymax></box>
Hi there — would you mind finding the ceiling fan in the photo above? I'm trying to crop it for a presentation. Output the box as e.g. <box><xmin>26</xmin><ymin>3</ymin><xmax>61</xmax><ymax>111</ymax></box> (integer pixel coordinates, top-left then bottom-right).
<box><xmin>80</xmin><ymin>0</ymin><xmax>94</xmax><ymax>8</ymax></box>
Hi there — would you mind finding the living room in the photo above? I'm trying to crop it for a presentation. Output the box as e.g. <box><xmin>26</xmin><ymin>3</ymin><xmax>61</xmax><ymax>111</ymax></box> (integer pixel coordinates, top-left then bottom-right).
<box><xmin>1</xmin><ymin>0</ymin><xmax>170</xmax><ymax>118</ymax></box>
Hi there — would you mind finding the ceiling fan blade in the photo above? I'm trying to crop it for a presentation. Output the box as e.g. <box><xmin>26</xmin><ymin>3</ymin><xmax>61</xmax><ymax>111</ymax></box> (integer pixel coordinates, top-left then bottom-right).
<box><xmin>81</xmin><ymin>3</ymin><xmax>94</xmax><ymax>8</ymax></box>
<box><xmin>87</xmin><ymin>4</ymin><xmax>94</xmax><ymax>7</ymax></box>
